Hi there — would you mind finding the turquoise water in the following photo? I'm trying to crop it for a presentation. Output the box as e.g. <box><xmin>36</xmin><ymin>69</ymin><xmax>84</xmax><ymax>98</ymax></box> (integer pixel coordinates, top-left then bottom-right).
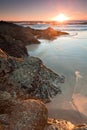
<box><xmin>27</xmin><ymin>31</ymin><xmax>87</xmax><ymax>77</ymax></box>
<box><xmin>27</xmin><ymin>27</ymin><xmax>87</xmax><ymax>123</ymax></box>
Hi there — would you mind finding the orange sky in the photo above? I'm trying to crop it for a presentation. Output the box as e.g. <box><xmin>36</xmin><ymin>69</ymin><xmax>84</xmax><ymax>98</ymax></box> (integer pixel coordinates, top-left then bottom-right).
<box><xmin>0</xmin><ymin>0</ymin><xmax>87</xmax><ymax>21</ymax></box>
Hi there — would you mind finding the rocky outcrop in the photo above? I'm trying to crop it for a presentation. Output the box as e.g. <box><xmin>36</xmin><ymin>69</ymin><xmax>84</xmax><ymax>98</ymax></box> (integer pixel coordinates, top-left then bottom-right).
<box><xmin>0</xmin><ymin>21</ymin><xmax>68</xmax><ymax>57</ymax></box>
<box><xmin>0</xmin><ymin>21</ymin><xmax>39</xmax><ymax>57</ymax></box>
<box><xmin>0</xmin><ymin>92</ymin><xmax>87</xmax><ymax>130</ymax></box>
<box><xmin>29</xmin><ymin>27</ymin><xmax>68</xmax><ymax>40</ymax></box>
<box><xmin>73</xmin><ymin>124</ymin><xmax>87</xmax><ymax>130</ymax></box>
<box><xmin>0</xmin><ymin>21</ymin><xmax>86</xmax><ymax>129</ymax></box>
<box><xmin>0</xmin><ymin>91</ymin><xmax>47</xmax><ymax>130</ymax></box>
<box><xmin>0</xmin><ymin>21</ymin><xmax>40</xmax><ymax>45</ymax></box>
<box><xmin>0</xmin><ymin>50</ymin><xmax>87</xmax><ymax>130</ymax></box>
<box><xmin>0</xmin><ymin>49</ymin><xmax>64</xmax><ymax>103</ymax></box>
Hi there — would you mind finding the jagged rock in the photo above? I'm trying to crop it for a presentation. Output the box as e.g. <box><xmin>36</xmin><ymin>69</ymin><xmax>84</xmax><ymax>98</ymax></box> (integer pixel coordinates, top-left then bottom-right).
<box><xmin>0</xmin><ymin>50</ymin><xmax>87</xmax><ymax>129</ymax></box>
<box><xmin>29</xmin><ymin>27</ymin><xmax>68</xmax><ymax>40</ymax></box>
<box><xmin>0</xmin><ymin>91</ymin><xmax>48</xmax><ymax>130</ymax></box>
<box><xmin>0</xmin><ymin>49</ymin><xmax>65</xmax><ymax>102</ymax></box>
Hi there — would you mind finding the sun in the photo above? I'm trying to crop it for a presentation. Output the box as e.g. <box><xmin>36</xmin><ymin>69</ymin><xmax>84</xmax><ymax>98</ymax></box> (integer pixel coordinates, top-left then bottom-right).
<box><xmin>53</xmin><ymin>13</ymin><xmax>69</xmax><ymax>22</ymax></box>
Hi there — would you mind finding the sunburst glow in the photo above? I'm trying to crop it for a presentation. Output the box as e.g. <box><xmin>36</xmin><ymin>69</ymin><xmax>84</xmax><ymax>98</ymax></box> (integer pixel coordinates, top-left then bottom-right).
<box><xmin>53</xmin><ymin>13</ymin><xmax>69</xmax><ymax>22</ymax></box>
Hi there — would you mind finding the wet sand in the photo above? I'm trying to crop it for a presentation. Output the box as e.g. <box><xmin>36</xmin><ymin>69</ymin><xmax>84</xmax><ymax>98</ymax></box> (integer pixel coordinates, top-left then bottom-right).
<box><xmin>46</xmin><ymin>82</ymin><xmax>87</xmax><ymax>124</ymax></box>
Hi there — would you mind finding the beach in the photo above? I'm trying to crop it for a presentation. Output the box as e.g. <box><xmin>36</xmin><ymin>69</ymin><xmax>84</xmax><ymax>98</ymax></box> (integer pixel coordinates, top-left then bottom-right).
<box><xmin>0</xmin><ymin>0</ymin><xmax>87</xmax><ymax>129</ymax></box>
<box><xmin>27</xmin><ymin>24</ymin><xmax>87</xmax><ymax>124</ymax></box>
<box><xmin>46</xmin><ymin>82</ymin><xmax>87</xmax><ymax>124</ymax></box>
<box><xmin>0</xmin><ymin>20</ymin><xmax>87</xmax><ymax>129</ymax></box>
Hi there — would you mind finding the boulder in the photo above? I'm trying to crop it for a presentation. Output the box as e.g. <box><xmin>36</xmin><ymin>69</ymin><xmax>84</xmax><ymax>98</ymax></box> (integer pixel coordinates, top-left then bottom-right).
<box><xmin>0</xmin><ymin>49</ymin><xmax>65</xmax><ymax>102</ymax></box>
<box><xmin>0</xmin><ymin>91</ymin><xmax>48</xmax><ymax>130</ymax></box>
<box><xmin>0</xmin><ymin>91</ymin><xmax>87</xmax><ymax>130</ymax></box>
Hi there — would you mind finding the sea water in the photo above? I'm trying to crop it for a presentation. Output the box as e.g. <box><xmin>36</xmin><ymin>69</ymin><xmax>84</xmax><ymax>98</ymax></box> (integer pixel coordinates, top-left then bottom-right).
<box><xmin>26</xmin><ymin>21</ymin><xmax>87</xmax><ymax>124</ymax></box>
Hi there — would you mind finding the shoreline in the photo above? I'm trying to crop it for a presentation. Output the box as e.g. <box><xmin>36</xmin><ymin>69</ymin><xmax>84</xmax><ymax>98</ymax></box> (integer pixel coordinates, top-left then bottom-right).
<box><xmin>46</xmin><ymin>70</ymin><xmax>87</xmax><ymax>124</ymax></box>
<box><xmin>27</xmin><ymin>34</ymin><xmax>87</xmax><ymax>124</ymax></box>
<box><xmin>27</xmin><ymin>44</ymin><xmax>87</xmax><ymax>124</ymax></box>
<box><xmin>0</xmin><ymin>21</ymin><xmax>87</xmax><ymax>129</ymax></box>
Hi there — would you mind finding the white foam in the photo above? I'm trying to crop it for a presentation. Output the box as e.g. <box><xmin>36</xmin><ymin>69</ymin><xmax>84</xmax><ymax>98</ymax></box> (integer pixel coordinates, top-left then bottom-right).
<box><xmin>75</xmin><ymin>70</ymin><xmax>83</xmax><ymax>82</ymax></box>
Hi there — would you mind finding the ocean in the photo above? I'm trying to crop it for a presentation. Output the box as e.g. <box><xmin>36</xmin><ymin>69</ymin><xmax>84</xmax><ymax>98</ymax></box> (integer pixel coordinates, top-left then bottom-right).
<box><xmin>19</xmin><ymin>20</ymin><xmax>87</xmax><ymax>124</ymax></box>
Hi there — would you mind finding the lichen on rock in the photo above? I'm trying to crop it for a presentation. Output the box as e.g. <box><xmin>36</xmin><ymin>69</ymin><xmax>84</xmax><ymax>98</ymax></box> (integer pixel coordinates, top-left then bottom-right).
<box><xmin>0</xmin><ymin>49</ymin><xmax>65</xmax><ymax>102</ymax></box>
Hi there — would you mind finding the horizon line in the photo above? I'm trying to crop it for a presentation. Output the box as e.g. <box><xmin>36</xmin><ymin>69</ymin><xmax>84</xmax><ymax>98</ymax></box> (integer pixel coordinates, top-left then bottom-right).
<box><xmin>0</xmin><ymin>19</ymin><xmax>87</xmax><ymax>22</ymax></box>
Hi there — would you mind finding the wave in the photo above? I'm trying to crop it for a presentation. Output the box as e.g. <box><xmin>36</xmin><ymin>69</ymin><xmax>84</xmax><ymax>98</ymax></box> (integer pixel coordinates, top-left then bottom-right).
<box><xmin>15</xmin><ymin>20</ymin><xmax>87</xmax><ymax>31</ymax></box>
<box><xmin>29</xmin><ymin>24</ymin><xmax>50</xmax><ymax>30</ymax></box>
<box><xmin>53</xmin><ymin>24</ymin><xmax>87</xmax><ymax>31</ymax></box>
<box><xmin>27</xmin><ymin>24</ymin><xmax>87</xmax><ymax>31</ymax></box>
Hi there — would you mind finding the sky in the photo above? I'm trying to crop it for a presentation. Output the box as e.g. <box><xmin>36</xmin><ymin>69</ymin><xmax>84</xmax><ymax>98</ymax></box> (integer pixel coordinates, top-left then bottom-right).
<box><xmin>0</xmin><ymin>0</ymin><xmax>87</xmax><ymax>21</ymax></box>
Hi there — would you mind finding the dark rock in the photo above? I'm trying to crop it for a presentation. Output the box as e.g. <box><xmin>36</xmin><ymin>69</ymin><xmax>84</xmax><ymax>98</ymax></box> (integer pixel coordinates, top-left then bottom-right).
<box><xmin>0</xmin><ymin>21</ymin><xmax>86</xmax><ymax>130</ymax></box>
<box><xmin>0</xmin><ymin>21</ymin><xmax>40</xmax><ymax>58</ymax></box>
<box><xmin>0</xmin><ymin>21</ymin><xmax>68</xmax><ymax>57</ymax></box>
<box><xmin>0</xmin><ymin>21</ymin><xmax>40</xmax><ymax>45</ymax></box>
<box><xmin>0</xmin><ymin>49</ymin><xmax>64</xmax><ymax>103</ymax></box>
<box><xmin>0</xmin><ymin>34</ymin><xmax>28</xmax><ymax>58</ymax></box>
